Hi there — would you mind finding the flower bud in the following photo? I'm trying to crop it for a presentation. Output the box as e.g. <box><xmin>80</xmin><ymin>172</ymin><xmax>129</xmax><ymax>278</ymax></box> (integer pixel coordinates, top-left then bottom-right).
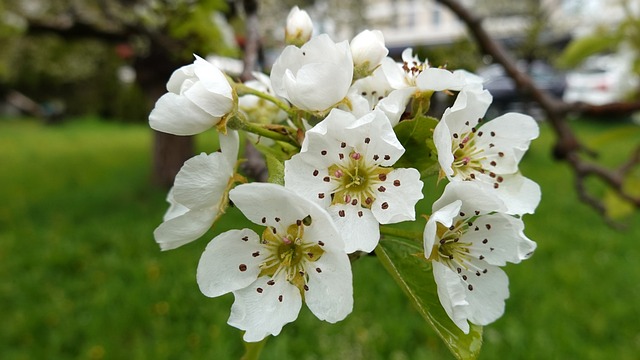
<box><xmin>351</xmin><ymin>30</ymin><xmax>388</xmax><ymax>79</ymax></box>
<box><xmin>285</xmin><ymin>6</ymin><xmax>313</xmax><ymax>46</ymax></box>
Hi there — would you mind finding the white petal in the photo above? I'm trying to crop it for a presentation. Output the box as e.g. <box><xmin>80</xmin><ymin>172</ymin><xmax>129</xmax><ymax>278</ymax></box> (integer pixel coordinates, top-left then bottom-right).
<box><xmin>230</xmin><ymin>183</ymin><xmax>340</xmax><ymax>239</ymax></box>
<box><xmin>183</xmin><ymin>81</ymin><xmax>233</xmax><ymax>118</ymax></box>
<box><xmin>475</xmin><ymin>112</ymin><xmax>539</xmax><ymax>167</ymax></box>
<box><xmin>350</xmin><ymin>29</ymin><xmax>388</xmax><ymax>71</ymax></box>
<box><xmin>371</xmin><ymin>168</ymin><xmax>423</xmax><ymax>224</ymax></box>
<box><xmin>433</xmin><ymin>117</ymin><xmax>455</xmax><ymax>177</ymax></box>
<box><xmin>442</xmin><ymin>85</ymin><xmax>492</xmax><ymax>137</ymax></box>
<box><xmin>463</xmin><ymin>213</ymin><xmax>536</xmax><ymax>266</ymax></box>
<box><xmin>376</xmin><ymin>87</ymin><xmax>415</xmax><ymax>127</ymax></box>
<box><xmin>284</xmin><ymin>154</ymin><xmax>334</xmax><ymax>209</ymax></box>
<box><xmin>416</xmin><ymin>67</ymin><xmax>466</xmax><ymax>91</ymax></box>
<box><xmin>303</xmin><ymin>35</ymin><xmax>352</xmax><ymax>66</ymax></box>
<box><xmin>269</xmin><ymin>45</ymin><xmax>301</xmax><ymax>97</ymax></box>
<box><xmin>219</xmin><ymin>130</ymin><xmax>240</xmax><ymax>167</ymax></box>
<box><xmin>149</xmin><ymin>92</ymin><xmax>218</xmax><ymax>136</ymax></box>
<box><xmin>228</xmin><ymin>274</ymin><xmax>302</xmax><ymax>342</ymax></box>
<box><xmin>343</xmin><ymin>90</ymin><xmax>373</xmax><ymax>118</ymax></box>
<box><xmin>300</xmin><ymin>129</ymin><xmax>346</xmax><ymax>168</ymax></box>
<box><xmin>489</xmin><ymin>174</ymin><xmax>541</xmax><ymax>215</ymax></box>
<box><xmin>162</xmin><ymin>187</ymin><xmax>188</xmax><ymax>222</ymax></box>
<box><xmin>330</xmin><ymin>204</ymin><xmax>380</xmax><ymax>253</ymax></box>
<box><xmin>433</xmin><ymin>261</ymin><xmax>471</xmax><ymax>334</ymax></box>
<box><xmin>460</xmin><ymin>261</ymin><xmax>509</xmax><ymax>327</ymax></box>
<box><xmin>173</xmin><ymin>152</ymin><xmax>233</xmax><ymax>210</ymax></box>
<box><xmin>197</xmin><ymin>229</ymin><xmax>265</xmax><ymax>297</ymax></box>
<box><xmin>381</xmin><ymin>56</ymin><xmax>410</xmax><ymax>89</ymax></box>
<box><xmin>193</xmin><ymin>55</ymin><xmax>234</xmax><ymax>98</ymax></box>
<box><xmin>153</xmin><ymin>207</ymin><xmax>216</xmax><ymax>250</ymax></box>
<box><xmin>352</xmin><ymin>110</ymin><xmax>405</xmax><ymax>166</ymax></box>
<box><xmin>305</xmin><ymin>250</ymin><xmax>354</xmax><ymax>322</ymax></box>
<box><xmin>423</xmin><ymin>200</ymin><xmax>461</xmax><ymax>258</ymax></box>
<box><xmin>433</xmin><ymin>181</ymin><xmax>507</xmax><ymax>215</ymax></box>
<box><xmin>454</xmin><ymin>69</ymin><xmax>484</xmax><ymax>86</ymax></box>
<box><xmin>284</xmin><ymin>62</ymin><xmax>351</xmax><ymax>111</ymax></box>
<box><xmin>270</xmin><ymin>35</ymin><xmax>353</xmax><ymax>111</ymax></box>
<box><xmin>166</xmin><ymin>64</ymin><xmax>195</xmax><ymax>94</ymax></box>
<box><xmin>301</xmin><ymin>108</ymin><xmax>348</xmax><ymax>152</ymax></box>
<box><xmin>301</xmin><ymin>212</ymin><xmax>345</xmax><ymax>254</ymax></box>
<box><xmin>285</xmin><ymin>6</ymin><xmax>313</xmax><ymax>41</ymax></box>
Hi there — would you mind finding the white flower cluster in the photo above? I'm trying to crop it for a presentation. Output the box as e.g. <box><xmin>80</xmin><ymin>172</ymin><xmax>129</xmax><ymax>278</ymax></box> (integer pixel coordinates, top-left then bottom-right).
<box><xmin>149</xmin><ymin>7</ymin><xmax>540</xmax><ymax>342</ymax></box>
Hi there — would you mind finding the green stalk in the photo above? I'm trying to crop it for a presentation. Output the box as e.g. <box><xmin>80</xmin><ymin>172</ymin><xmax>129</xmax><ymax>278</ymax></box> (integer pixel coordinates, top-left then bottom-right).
<box><xmin>234</xmin><ymin>83</ymin><xmax>294</xmax><ymax>117</ymax></box>
<box><xmin>226</xmin><ymin>113</ymin><xmax>298</xmax><ymax>145</ymax></box>
<box><xmin>240</xmin><ymin>337</ymin><xmax>268</xmax><ymax>360</ymax></box>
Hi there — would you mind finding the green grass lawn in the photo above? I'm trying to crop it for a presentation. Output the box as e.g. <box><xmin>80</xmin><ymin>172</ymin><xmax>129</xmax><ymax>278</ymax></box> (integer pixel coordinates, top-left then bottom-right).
<box><xmin>1</xmin><ymin>116</ymin><xmax>639</xmax><ymax>359</ymax></box>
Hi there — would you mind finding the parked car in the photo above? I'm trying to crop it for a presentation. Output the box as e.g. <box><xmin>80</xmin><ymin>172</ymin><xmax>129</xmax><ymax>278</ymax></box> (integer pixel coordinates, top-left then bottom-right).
<box><xmin>563</xmin><ymin>54</ymin><xmax>639</xmax><ymax>105</ymax></box>
<box><xmin>477</xmin><ymin>60</ymin><xmax>566</xmax><ymax>117</ymax></box>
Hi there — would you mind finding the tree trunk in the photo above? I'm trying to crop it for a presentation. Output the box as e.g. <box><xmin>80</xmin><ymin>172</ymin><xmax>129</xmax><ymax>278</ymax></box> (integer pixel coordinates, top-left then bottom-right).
<box><xmin>139</xmin><ymin>58</ymin><xmax>194</xmax><ymax>189</ymax></box>
<box><xmin>152</xmin><ymin>131</ymin><xmax>194</xmax><ymax>188</ymax></box>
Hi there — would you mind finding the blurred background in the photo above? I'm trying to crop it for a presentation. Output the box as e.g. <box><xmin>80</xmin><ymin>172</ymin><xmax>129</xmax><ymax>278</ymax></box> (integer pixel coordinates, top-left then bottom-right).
<box><xmin>1</xmin><ymin>0</ymin><xmax>639</xmax><ymax>359</ymax></box>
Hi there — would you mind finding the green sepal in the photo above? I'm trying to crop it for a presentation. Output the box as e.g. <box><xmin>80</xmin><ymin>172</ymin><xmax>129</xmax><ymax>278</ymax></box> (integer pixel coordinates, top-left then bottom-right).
<box><xmin>393</xmin><ymin>115</ymin><xmax>440</xmax><ymax>178</ymax></box>
<box><xmin>252</xmin><ymin>140</ymin><xmax>294</xmax><ymax>186</ymax></box>
<box><xmin>264</xmin><ymin>152</ymin><xmax>285</xmax><ymax>186</ymax></box>
<box><xmin>376</xmin><ymin>235</ymin><xmax>483</xmax><ymax>360</ymax></box>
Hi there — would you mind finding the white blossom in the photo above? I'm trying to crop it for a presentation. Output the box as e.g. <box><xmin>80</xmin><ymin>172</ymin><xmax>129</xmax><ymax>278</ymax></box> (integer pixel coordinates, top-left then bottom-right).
<box><xmin>270</xmin><ymin>34</ymin><xmax>353</xmax><ymax>112</ymax></box>
<box><xmin>197</xmin><ymin>183</ymin><xmax>353</xmax><ymax>342</ymax></box>
<box><xmin>285</xmin><ymin>109</ymin><xmax>424</xmax><ymax>253</ymax></box>
<box><xmin>423</xmin><ymin>181</ymin><xmax>536</xmax><ymax>334</ymax></box>
<box><xmin>153</xmin><ymin>131</ymin><xmax>239</xmax><ymax>250</ymax></box>
<box><xmin>149</xmin><ymin>55</ymin><xmax>234</xmax><ymax>136</ymax></box>
<box><xmin>377</xmin><ymin>48</ymin><xmax>471</xmax><ymax>125</ymax></box>
<box><xmin>285</xmin><ymin>6</ymin><xmax>313</xmax><ymax>46</ymax></box>
<box><xmin>350</xmin><ymin>30</ymin><xmax>388</xmax><ymax>79</ymax></box>
<box><xmin>344</xmin><ymin>66</ymin><xmax>394</xmax><ymax>118</ymax></box>
<box><xmin>433</xmin><ymin>84</ymin><xmax>541</xmax><ymax>214</ymax></box>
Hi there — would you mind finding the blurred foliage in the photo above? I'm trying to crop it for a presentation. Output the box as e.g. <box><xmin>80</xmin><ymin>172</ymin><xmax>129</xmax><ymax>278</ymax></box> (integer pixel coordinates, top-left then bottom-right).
<box><xmin>0</xmin><ymin>0</ymin><xmax>238</xmax><ymax>122</ymax></box>
<box><xmin>557</xmin><ymin>0</ymin><xmax>640</xmax><ymax>74</ymax></box>
<box><xmin>556</xmin><ymin>30</ymin><xmax>618</xmax><ymax>69</ymax></box>
<box><xmin>1</xmin><ymin>117</ymin><xmax>639</xmax><ymax>359</ymax></box>
<box><xmin>416</xmin><ymin>38</ymin><xmax>483</xmax><ymax>72</ymax></box>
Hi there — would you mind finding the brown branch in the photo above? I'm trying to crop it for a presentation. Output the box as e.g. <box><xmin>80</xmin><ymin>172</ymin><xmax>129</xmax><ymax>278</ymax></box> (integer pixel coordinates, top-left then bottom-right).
<box><xmin>570</xmin><ymin>101</ymin><xmax>640</xmax><ymax>118</ymax></box>
<box><xmin>436</xmin><ymin>0</ymin><xmax>640</xmax><ymax>219</ymax></box>
<box><xmin>241</xmin><ymin>0</ymin><xmax>261</xmax><ymax>82</ymax></box>
<box><xmin>26</xmin><ymin>18</ymin><xmax>130</xmax><ymax>43</ymax></box>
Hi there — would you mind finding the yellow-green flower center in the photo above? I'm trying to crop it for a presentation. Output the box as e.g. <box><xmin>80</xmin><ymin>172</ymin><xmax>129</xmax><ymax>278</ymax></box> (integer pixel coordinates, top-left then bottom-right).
<box><xmin>451</xmin><ymin>129</ymin><xmax>485</xmax><ymax>180</ymax></box>
<box><xmin>259</xmin><ymin>220</ymin><xmax>324</xmax><ymax>292</ymax></box>
<box><xmin>431</xmin><ymin>221</ymin><xmax>472</xmax><ymax>268</ymax></box>
<box><xmin>329</xmin><ymin>151</ymin><xmax>391</xmax><ymax>208</ymax></box>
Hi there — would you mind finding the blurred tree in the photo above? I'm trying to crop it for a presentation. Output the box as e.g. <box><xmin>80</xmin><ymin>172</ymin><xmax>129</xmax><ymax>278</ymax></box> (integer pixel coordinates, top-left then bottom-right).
<box><xmin>0</xmin><ymin>0</ymin><xmax>239</xmax><ymax>187</ymax></box>
<box><xmin>557</xmin><ymin>0</ymin><xmax>640</xmax><ymax>80</ymax></box>
<box><xmin>473</xmin><ymin>0</ymin><xmax>569</xmax><ymax>63</ymax></box>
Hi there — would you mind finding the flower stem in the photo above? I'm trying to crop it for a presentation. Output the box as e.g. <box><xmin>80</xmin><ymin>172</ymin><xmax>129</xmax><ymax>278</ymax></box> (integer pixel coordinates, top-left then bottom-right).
<box><xmin>227</xmin><ymin>113</ymin><xmax>298</xmax><ymax>146</ymax></box>
<box><xmin>234</xmin><ymin>82</ymin><xmax>294</xmax><ymax>116</ymax></box>
<box><xmin>240</xmin><ymin>337</ymin><xmax>268</xmax><ymax>360</ymax></box>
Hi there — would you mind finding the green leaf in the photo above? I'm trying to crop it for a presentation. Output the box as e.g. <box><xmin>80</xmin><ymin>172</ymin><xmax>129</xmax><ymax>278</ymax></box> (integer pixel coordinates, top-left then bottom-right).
<box><xmin>556</xmin><ymin>31</ymin><xmax>618</xmax><ymax>68</ymax></box>
<box><xmin>376</xmin><ymin>236</ymin><xmax>483</xmax><ymax>360</ymax></box>
<box><xmin>393</xmin><ymin>115</ymin><xmax>440</xmax><ymax>177</ymax></box>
